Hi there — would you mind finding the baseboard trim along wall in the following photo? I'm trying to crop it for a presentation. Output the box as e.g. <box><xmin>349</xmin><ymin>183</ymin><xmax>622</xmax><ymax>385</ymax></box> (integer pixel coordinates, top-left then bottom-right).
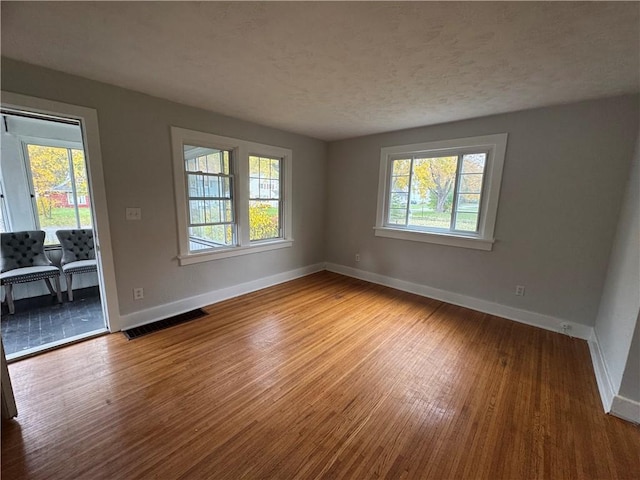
<box><xmin>120</xmin><ymin>263</ymin><xmax>325</xmax><ymax>331</ymax></box>
<box><xmin>325</xmin><ymin>263</ymin><xmax>593</xmax><ymax>340</ymax></box>
<box><xmin>589</xmin><ymin>330</ymin><xmax>640</xmax><ymax>424</ymax></box>
<box><xmin>610</xmin><ymin>395</ymin><xmax>640</xmax><ymax>424</ymax></box>
<box><xmin>588</xmin><ymin>331</ymin><xmax>615</xmax><ymax>412</ymax></box>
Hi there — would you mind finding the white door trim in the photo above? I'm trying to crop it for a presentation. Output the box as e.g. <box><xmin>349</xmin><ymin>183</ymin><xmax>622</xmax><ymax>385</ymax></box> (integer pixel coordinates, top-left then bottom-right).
<box><xmin>1</xmin><ymin>91</ymin><xmax>122</xmax><ymax>331</ymax></box>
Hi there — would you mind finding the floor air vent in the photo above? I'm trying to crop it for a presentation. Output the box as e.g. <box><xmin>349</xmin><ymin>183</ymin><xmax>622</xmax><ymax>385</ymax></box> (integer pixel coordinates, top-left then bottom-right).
<box><xmin>122</xmin><ymin>308</ymin><xmax>207</xmax><ymax>340</ymax></box>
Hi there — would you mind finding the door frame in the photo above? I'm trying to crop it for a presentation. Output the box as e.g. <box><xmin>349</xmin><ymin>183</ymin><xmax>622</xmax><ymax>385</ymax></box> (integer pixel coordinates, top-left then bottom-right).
<box><xmin>1</xmin><ymin>91</ymin><xmax>121</xmax><ymax>332</ymax></box>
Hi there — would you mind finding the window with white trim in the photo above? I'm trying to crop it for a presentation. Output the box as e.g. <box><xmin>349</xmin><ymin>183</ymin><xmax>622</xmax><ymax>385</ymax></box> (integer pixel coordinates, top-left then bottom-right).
<box><xmin>184</xmin><ymin>145</ymin><xmax>235</xmax><ymax>250</ymax></box>
<box><xmin>249</xmin><ymin>155</ymin><xmax>282</xmax><ymax>242</ymax></box>
<box><xmin>171</xmin><ymin>127</ymin><xmax>293</xmax><ymax>265</ymax></box>
<box><xmin>375</xmin><ymin>134</ymin><xmax>507</xmax><ymax>251</ymax></box>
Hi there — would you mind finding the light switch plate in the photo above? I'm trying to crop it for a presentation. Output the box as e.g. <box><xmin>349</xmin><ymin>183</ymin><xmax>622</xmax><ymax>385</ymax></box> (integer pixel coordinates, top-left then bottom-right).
<box><xmin>126</xmin><ymin>207</ymin><xmax>142</xmax><ymax>221</ymax></box>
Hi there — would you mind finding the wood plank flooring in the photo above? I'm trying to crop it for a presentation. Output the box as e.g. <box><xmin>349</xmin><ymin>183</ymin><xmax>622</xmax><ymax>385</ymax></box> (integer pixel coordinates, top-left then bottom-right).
<box><xmin>2</xmin><ymin>272</ymin><xmax>639</xmax><ymax>479</ymax></box>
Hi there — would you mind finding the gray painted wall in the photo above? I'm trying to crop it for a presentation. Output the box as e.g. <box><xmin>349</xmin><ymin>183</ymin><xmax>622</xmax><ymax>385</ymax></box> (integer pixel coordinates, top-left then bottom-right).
<box><xmin>2</xmin><ymin>58</ymin><xmax>327</xmax><ymax>316</ymax></box>
<box><xmin>595</xmin><ymin>137</ymin><xmax>640</xmax><ymax>400</ymax></box>
<box><xmin>326</xmin><ymin>96</ymin><xmax>639</xmax><ymax>326</ymax></box>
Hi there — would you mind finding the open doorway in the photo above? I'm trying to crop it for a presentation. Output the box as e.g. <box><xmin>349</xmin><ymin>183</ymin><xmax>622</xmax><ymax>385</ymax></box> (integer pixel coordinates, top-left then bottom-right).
<box><xmin>0</xmin><ymin>94</ymin><xmax>119</xmax><ymax>361</ymax></box>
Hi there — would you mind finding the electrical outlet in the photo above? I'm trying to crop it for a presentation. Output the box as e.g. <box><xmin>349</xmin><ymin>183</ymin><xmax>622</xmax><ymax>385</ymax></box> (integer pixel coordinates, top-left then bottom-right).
<box><xmin>133</xmin><ymin>287</ymin><xmax>144</xmax><ymax>300</ymax></box>
<box><xmin>515</xmin><ymin>285</ymin><xmax>525</xmax><ymax>296</ymax></box>
<box><xmin>355</xmin><ymin>253</ymin><xmax>360</xmax><ymax>262</ymax></box>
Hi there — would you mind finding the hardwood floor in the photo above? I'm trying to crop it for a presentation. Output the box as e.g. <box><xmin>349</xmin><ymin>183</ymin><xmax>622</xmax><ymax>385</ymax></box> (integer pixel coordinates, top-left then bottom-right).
<box><xmin>2</xmin><ymin>272</ymin><xmax>639</xmax><ymax>479</ymax></box>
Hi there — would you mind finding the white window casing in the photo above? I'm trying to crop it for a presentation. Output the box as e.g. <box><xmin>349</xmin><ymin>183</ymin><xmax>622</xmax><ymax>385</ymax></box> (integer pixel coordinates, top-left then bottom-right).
<box><xmin>171</xmin><ymin>127</ymin><xmax>293</xmax><ymax>265</ymax></box>
<box><xmin>375</xmin><ymin>133</ymin><xmax>508</xmax><ymax>251</ymax></box>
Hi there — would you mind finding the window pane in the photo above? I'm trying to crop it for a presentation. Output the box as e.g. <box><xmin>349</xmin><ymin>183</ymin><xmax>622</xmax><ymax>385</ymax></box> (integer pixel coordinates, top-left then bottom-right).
<box><xmin>388</xmin><ymin>191</ymin><xmax>409</xmax><ymax>225</ymax></box>
<box><xmin>461</xmin><ymin>153</ymin><xmax>486</xmax><ymax>174</ymax></box>
<box><xmin>459</xmin><ymin>174</ymin><xmax>483</xmax><ymax>194</ymax></box>
<box><xmin>455</xmin><ymin>212</ymin><xmax>479</xmax><ymax>232</ymax></box>
<box><xmin>388</xmin><ymin>208</ymin><xmax>407</xmax><ymax>225</ymax></box>
<box><xmin>457</xmin><ymin>193</ymin><xmax>481</xmax><ymax>213</ymax></box>
<box><xmin>249</xmin><ymin>156</ymin><xmax>260</xmax><ymax>175</ymax></box>
<box><xmin>26</xmin><ymin>145</ymin><xmax>88</xmax><ymax>244</ymax></box>
<box><xmin>391</xmin><ymin>160</ymin><xmax>411</xmax><ymax>200</ymax></box>
<box><xmin>249</xmin><ymin>156</ymin><xmax>281</xmax><ymax>201</ymax></box>
<box><xmin>455</xmin><ymin>192</ymin><xmax>481</xmax><ymax>232</ymax></box>
<box><xmin>184</xmin><ymin>145</ymin><xmax>231</xmax><ymax>174</ymax></box>
<box><xmin>392</xmin><ymin>158</ymin><xmax>411</xmax><ymax>176</ymax></box>
<box><xmin>406</xmin><ymin>156</ymin><xmax>457</xmax><ymax>230</ymax></box>
<box><xmin>391</xmin><ymin>177</ymin><xmax>409</xmax><ymax>193</ymax></box>
<box><xmin>270</xmin><ymin>158</ymin><xmax>280</xmax><ymax>180</ymax></box>
<box><xmin>71</xmin><ymin>150</ymin><xmax>92</xmax><ymax>228</ymax></box>
<box><xmin>249</xmin><ymin>200</ymin><xmax>280</xmax><ymax>241</ymax></box>
<box><xmin>189</xmin><ymin>224</ymin><xmax>234</xmax><ymax>250</ymax></box>
<box><xmin>187</xmin><ymin>173</ymin><xmax>231</xmax><ymax>198</ymax></box>
<box><xmin>189</xmin><ymin>199</ymin><xmax>233</xmax><ymax>225</ymax></box>
<box><xmin>249</xmin><ymin>177</ymin><xmax>259</xmax><ymax>198</ymax></box>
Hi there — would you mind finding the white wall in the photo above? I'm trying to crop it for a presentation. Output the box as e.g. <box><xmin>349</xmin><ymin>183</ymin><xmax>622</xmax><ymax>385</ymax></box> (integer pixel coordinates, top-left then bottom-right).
<box><xmin>326</xmin><ymin>96</ymin><xmax>639</xmax><ymax>328</ymax></box>
<box><xmin>594</xmin><ymin>135</ymin><xmax>640</xmax><ymax>405</ymax></box>
<box><xmin>1</xmin><ymin>58</ymin><xmax>327</xmax><ymax>325</ymax></box>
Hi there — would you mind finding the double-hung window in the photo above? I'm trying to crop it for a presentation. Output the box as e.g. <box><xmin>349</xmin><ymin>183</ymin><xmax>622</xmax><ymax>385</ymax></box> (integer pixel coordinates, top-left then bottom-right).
<box><xmin>171</xmin><ymin>127</ymin><xmax>292</xmax><ymax>265</ymax></box>
<box><xmin>184</xmin><ymin>145</ymin><xmax>235</xmax><ymax>250</ymax></box>
<box><xmin>375</xmin><ymin>134</ymin><xmax>507</xmax><ymax>251</ymax></box>
<box><xmin>249</xmin><ymin>155</ymin><xmax>282</xmax><ymax>242</ymax></box>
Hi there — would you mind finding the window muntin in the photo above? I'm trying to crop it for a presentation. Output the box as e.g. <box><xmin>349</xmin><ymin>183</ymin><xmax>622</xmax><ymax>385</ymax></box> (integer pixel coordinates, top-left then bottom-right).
<box><xmin>376</xmin><ymin>134</ymin><xmax>507</xmax><ymax>251</ymax></box>
<box><xmin>184</xmin><ymin>145</ymin><xmax>236</xmax><ymax>251</ymax></box>
<box><xmin>24</xmin><ymin>144</ymin><xmax>92</xmax><ymax>244</ymax></box>
<box><xmin>249</xmin><ymin>155</ymin><xmax>282</xmax><ymax>242</ymax></box>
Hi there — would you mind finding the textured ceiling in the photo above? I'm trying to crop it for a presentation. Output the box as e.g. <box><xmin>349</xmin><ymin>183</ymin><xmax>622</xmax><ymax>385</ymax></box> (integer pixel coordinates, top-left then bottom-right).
<box><xmin>2</xmin><ymin>2</ymin><xmax>638</xmax><ymax>141</ymax></box>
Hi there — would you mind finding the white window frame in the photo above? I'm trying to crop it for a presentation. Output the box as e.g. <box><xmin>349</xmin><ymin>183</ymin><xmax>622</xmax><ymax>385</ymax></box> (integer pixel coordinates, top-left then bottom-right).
<box><xmin>20</xmin><ymin>139</ymin><xmax>90</xmax><ymax>235</ymax></box>
<box><xmin>375</xmin><ymin>133</ymin><xmax>507</xmax><ymax>251</ymax></box>
<box><xmin>184</xmin><ymin>145</ymin><xmax>237</xmax><ymax>249</ymax></box>
<box><xmin>171</xmin><ymin>127</ymin><xmax>293</xmax><ymax>265</ymax></box>
<box><xmin>248</xmin><ymin>154</ymin><xmax>283</xmax><ymax>242</ymax></box>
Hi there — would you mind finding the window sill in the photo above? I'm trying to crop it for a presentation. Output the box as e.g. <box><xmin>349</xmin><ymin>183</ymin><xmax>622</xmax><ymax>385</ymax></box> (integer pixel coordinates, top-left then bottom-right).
<box><xmin>373</xmin><ymin>227</ymin><xmax>494</xmax><ymax>251</ymax></box>
<box><xmin>178</xmin><ymin>239</ymin><xmax>293</xmax><ymax>265</ymax></box>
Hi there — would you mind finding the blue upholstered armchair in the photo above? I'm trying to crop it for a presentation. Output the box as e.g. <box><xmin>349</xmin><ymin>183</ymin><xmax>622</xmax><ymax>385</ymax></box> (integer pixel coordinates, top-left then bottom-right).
<box><xmin>56</xmin><ymin>229</ymin><xmax>98</xmax><ymax>302</ymax></box>
<box><xmin>0</xmin><ymin>231</ymin><xmax>62</xmax><ymax>314</ymax></box>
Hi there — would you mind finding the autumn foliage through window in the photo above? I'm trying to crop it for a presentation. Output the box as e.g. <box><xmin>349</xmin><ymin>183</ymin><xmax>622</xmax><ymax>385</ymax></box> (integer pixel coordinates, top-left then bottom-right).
<box><xmin>388</xmin><ymin>153</ymin><xmax>486</xmax><ymax>233</ymax></box>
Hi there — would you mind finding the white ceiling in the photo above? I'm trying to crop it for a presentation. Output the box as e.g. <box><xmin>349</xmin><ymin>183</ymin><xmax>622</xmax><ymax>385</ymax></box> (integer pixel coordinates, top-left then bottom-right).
<box><xmin>2</xmin><ymin>2</ymin><xmax>638</xmax><ymax>141</ymax></box>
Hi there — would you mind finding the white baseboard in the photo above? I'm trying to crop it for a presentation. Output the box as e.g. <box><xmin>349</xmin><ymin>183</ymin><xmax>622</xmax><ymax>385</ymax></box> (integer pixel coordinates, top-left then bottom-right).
<box><xmin>588</xmin><ymin>330</ymin><xmax>615</xmax><ymax>412</ymax></box>
<box><xmin>120</xmin><ymin>263</ymin><xmax>325</xmax><ymax>331</ymax></box>
<box><xmin>588</xmin><ymin>331</ymin><xmax>640</xmax><ymax>424</ymax></box>
<box><xmin>326</xmin><ymin>263</ymin><xmax>593</xmax><ymax>340</ymax></box>
<box><xmin>610</xmin><ymin>395</ymin><xmax>640</xmax><ymax>424</ymax></box>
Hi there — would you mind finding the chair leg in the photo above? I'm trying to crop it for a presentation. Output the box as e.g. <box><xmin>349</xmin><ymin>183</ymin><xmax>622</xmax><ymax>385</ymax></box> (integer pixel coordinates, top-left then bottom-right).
<box><xmin>65</xmin><ymin>273</ymin><xmax>74</xmax><ymax>302</ymax></box>
<box><xmin>44</xmin><ymin>277</ymin><xmax>56</xmax><ymax>296</ymax></box>
<box><xmin>6</xmin><ymin>284</ymin><xmax>14</xmax><ymax>315</ymax></box>
<box><xmin>54</xmin><ymin>276</ymin><xmax>63</xmax><ymax>304</ymax></box>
